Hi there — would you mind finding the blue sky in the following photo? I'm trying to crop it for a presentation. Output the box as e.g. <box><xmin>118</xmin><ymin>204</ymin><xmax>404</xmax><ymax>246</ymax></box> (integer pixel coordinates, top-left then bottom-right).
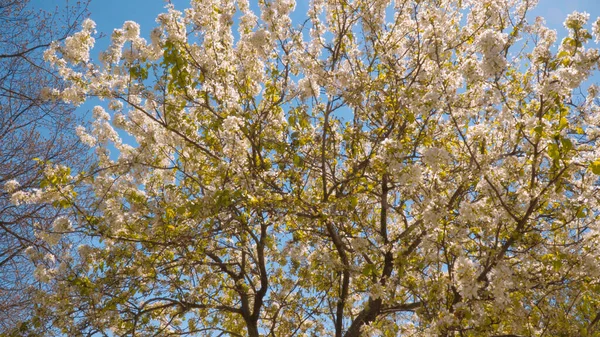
<box><xmin>531</xmin><ymin>0</ymin><xmax>599</xmax><ymax>28</ymax></box>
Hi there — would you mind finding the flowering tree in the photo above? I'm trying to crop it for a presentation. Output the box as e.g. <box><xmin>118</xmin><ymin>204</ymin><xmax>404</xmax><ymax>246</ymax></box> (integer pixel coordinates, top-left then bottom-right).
<box><xmin>17</xmin><ymin>0</ymin><xmax>600</xmax><ymax>335</ymax></box>
<box><xmin>0</xmin><ymin>0</ymin><xmax>90</xmax><ymax>333</ymax></box>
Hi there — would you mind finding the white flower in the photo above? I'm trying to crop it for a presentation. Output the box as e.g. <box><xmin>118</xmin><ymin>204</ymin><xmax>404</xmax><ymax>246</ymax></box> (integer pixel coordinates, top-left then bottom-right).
<box><xmin>459</xmin><ymin>281</ymin><xmax>478</xmax><ymax>300</ymax></box>
<box><xmin>459</xmin><ymin>202</ymin><xmax>477</xmax><ymax>222</ymax></box>
<box><xmin>423</xmin><ymin>207</ymin><xmax>441</xmax><ymax>226</ymax></box>
<box><xmin>460</xmin><ymin>56</ymin><xmax>481</xmax><ymax>82</ymax></box>
<box><xmin>351</xmin><ymin>237</ymin><xmax>370</xmax><ymax>253</ymax></box>
<box><xmin>477</xmin><ymin>29</ymin><xmax>507</xmax><ymax>56</ymax></box>
<box><xmin>123</xmin><ymin>21</ymin><xmax>140</xmax><ymax>40</ymax></box>
<box><xmin>92</xmin><ymin>106</ymin><xmax>110</xmax><ymax>121</ymax></box>
<box><xmin>3</xmin><ymin>179</ymin><xmax>20</xmax><ymax>193</ymax></box>
<box><xmin>108</xmin><ymin>100</ymin><xmax>124</xmax><ymax>111</ymax></box>
<box><xmin>81</xmin><ymin>18</ymin><xmax>96</xmax><ymax>32</ymax></box>
<box><xmin>289</xmin><ymin>244</ymin><xmax>307</xmax><ymax>262</ymax></box>
<box><xmin>44</xmin><ymin>253</ymin><xmax>56</xmax><ymax>264</ymax></box>
<box><xmin>62</xmin><ymin>28</ymin><xmax>95</xmax><ymax>64</ymax></box>
<box><xmin>60</xmin><ymin>85</ymin><xmax>85</xmax><ymax>105</ymax></box>
<box><xmin>43</xmin><ymin>43</ymin><xmax>58</xmax><ymax>63</ymax></box>
<box><xmin>10</xmin><ymin>190</ymin><xmax>28</xmax><ymax>205</ymax></box>
<box><xmin>593</xmin><ymin>18</ymin><xmax>600</xmax><ymax>42</ymax></box>
<box><xmin>298</xmin><ymin>76</ymin><xmax>320</xmax><ymax>99</ymax></box>
<box><xmin>76</xmin><ymin>125</ymin><xmax>97</xmax><ymax>147</ymax></box>
<box><xmin>78</xmin><ymin>244</ymin><xmax>93</xmax><ymax>262</ymax></box>
<box><xmin>532</xmin><ymin>28</ymin><xmax>557</xmax><ymax>61</ymax></box>
<box><xmin>222</xmin><ymin>115</ymin><xmax>243</xmax><ymax>134</ymax></box>
<box><xmin>150</xmin><ymin>27</ymin><xmax>163</xmax><ymax>48</ymax></box>
<box><xmin>422</xmin><ymin>147</ymin><xmax>450</xmax><ymax>170</ymax></box>
<box><xmin>39</xmin><ymin>87</ymin><xmax>53</xmax><ymax>101</ymax></box>
<box><xmin>52</xmin><ymin>216</ymin><xmax>72</xmax><ymax>232</ymax></box>
<box><xmin>564</xmin><ymin>11</ymin><xmax>589</xmax><ymax>30</ymax></box>
<box><xmin>34</xmin><ymin>265</ymin><xmax>51</xmax><ymax>283</ymax></box>
<box><xmin>369</xmin><ymin>283</ymin><xmax>384</xmax><ymax>300</ymax></box>
<box><xmin>476</xmin><ymin>29</ymin><xmax>508</xmax><ymax>76</ymax></box>
<box><xmin>113</xmin><ymin>113</ymin><xmax>128</xmax><ymax>129</ymax></box>
<box><xmin>555</xmin><ymin>66</ymin><xmax>582</xmax><ymax>90</ymax></box>
<box><xmin>249</xmin><ymin>28</ymin><xmax>270</xmax><ymax>50</ymax></box>
<box><xmin>24</xmin><ymin>246</ymin><xmax>39</xmax><ymax>261</ymax></box>
<box><xmin>381</xmin><ymin>138</ymin><xmax>396</xmax><ymax>149</ymax></box>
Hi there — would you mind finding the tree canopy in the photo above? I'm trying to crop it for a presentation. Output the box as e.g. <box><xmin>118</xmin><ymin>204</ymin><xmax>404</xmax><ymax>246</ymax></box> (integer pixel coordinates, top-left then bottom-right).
<box><xmin>9</xmin><ymin>0</ymin><xmax>600</xmax><ymax>336</ymax></box>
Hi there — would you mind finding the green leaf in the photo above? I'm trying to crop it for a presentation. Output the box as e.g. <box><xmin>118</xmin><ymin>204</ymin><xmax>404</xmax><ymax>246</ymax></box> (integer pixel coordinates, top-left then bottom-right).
<box><xmin>547</xmin><ymin>143</ymin><xmax>559</xmax><ymax>161</ymax></box>
<box><xmin>362</xmin><ymin>263</ymin><xmax>377</xmax><ymax>277</ymax></box>
<box><xmin>552</xmin><ymin>258</ymin><xmax>562</xmax><ymax>271</ymax></box>
<box><xmin>350</xmin><ymin>196</ymin><xmax>358</xmax><ymax>208</ymax></box>
<box><xmin>560</xmin><ymin>138</ymin><xmax>573</xmax><ymax>153</ymax></box>
<box><xmin>576</xmin><ymin>207</ymin><xmax>587</xmax><ymax>218</ymax></box>
<box><xmin>590</xmin><ymin>160</ymin><xmax>600</xmax><ymax>175</ymax></box>
<box><xmin>293</xmin><ymin>154</ymin><xmax>303</xmax><ymax>166</ymax></box>
<box><xmin>558</xmin><ymin>117</ymin><xmax>569</xmax><ymax>130</ymax></box>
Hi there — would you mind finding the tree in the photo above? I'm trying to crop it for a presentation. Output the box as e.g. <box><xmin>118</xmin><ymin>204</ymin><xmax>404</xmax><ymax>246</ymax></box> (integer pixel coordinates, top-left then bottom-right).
<box><xmin>0</xmin><ymin>0</ymin><xmax>89</xmax><ymax>333</ymax></box>
<box><xmin>17</xmin><ymin>0</ymin><xmax>600</xmax><ymax>335</ymax></box>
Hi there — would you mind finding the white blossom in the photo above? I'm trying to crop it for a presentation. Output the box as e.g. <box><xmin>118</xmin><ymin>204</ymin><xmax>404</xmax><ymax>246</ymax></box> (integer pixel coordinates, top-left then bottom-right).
<box><xmin>34</xmin><ymin>265</ymin><xmax>51</xmax><ymax>283</ymax></box>
<box><xmin>76</xmin><ymin>125</ymin><xmax>97</xmax><ymax>147</ymax></box>
<box><xmin>123</xmin><ymin>21</ymin><xmax>140</xmax><ymax>40</ymax></box>
<box><xmin>3</xmin><ymin>179</ymin><xmax>20</xmax><ymax>193</ymax></box>
<box><xmin>52</xmin><ymin>216</ymin><xmax>72</xmax><ymax>232</ymax></box>
<box><xmin>564</xmin><ymin>11</ymin><xmax>589</xmax><ymax>30</ymax></box>
<box><xmin>593</xmin><ymin>18</ymin><xmax>600</xmax><ymax>42</ymax></box>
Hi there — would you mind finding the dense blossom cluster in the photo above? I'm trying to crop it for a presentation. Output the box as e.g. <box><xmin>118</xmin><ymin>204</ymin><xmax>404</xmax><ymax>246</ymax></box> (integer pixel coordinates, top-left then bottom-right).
<box><xmin>11</xmin><ymin>0</ymin><xmax>600</xmax><ymax>336</ymax></box>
